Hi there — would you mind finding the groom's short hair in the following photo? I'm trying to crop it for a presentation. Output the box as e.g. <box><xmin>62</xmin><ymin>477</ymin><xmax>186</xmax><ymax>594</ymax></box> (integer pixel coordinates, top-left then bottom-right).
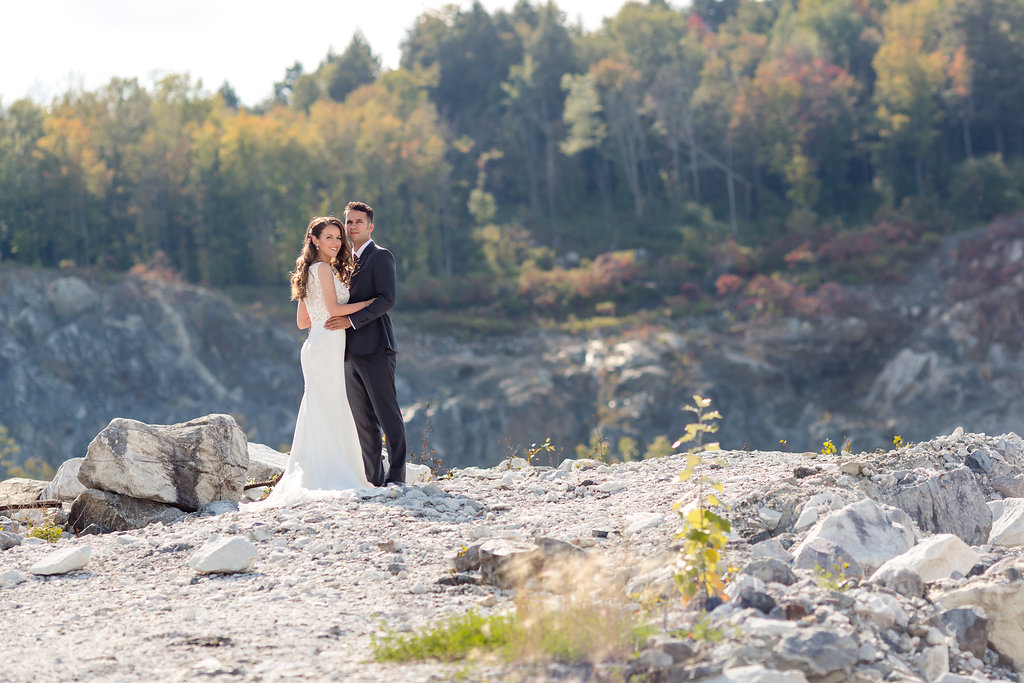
<box><xmin>345</xmin><ymin>201</ymin><xmax>374</xmax><ymax>222</ymax></box>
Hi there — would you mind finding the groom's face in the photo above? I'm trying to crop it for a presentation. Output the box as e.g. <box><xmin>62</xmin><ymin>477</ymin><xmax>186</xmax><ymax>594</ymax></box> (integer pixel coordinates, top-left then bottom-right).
<box><xmin>345</xmin><ymin>210</ymin><xmax>373</xmax><ymax>248</ymax></box>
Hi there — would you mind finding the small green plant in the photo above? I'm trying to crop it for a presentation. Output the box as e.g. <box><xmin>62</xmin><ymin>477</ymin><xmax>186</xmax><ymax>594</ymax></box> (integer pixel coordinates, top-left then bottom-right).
<box><xmin>374</xmin><ymin>557</ymin><xmax>649</xmax><ymax>665</ymax></box>
<box><xmin>892</xmin><ymin>435</ymin><xmax>910</xmax><ymax>449</ymax></box>
<box><xmin>814</xmin><ymin>563</ymin><xmax>852</xmax><ymax>592</ymax></box>
<box><xmin>26</xmin><ymin>521</ymin><xmax>64</xmax><ymax>543</ymax></box>
<box><xmin>820</xmin><ymin>439</ymin><xmax>837</xmax><ymax>455</ymax></box>
<box><xmin>575</xmin><ymin>430</ymin><xmax>611</xmax><ymax>463</ymax></box>
<box><xmin>673</xmin><ymin>395</ymin><xmax>731</xmax><ymax>608</ymax></box>
<box><xmin>372</xmin><ymin>610</ymin><xmax>516</xmax><ymax>662</ymax></box>
<box><xmin>670</xmin><ymin>612</ymin><xmax>728</xmax><ymax>643</ymax></box>
<box><xmin>778</xmin><ymin>439</ymin><xmax>788</xmax><ymax>451</ymax></box>
<box><xmin>524</xmin><ymin>437</ymin><xmax>557</xmax><ymax>466</ymax></box>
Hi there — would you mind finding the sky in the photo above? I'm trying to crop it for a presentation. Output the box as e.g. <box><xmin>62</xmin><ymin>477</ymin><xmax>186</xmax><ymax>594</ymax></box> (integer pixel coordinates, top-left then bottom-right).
<box><xmin>0</xmin><ymin>0</ymin><xmax>632</xmax><ymax>107</ymax></box>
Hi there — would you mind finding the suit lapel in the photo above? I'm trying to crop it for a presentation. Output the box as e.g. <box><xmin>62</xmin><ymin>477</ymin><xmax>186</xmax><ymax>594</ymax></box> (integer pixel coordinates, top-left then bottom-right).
<box><xmin>352</xmin><ymin>242</ymin><xmax>377</xmax><ymax>297</ymax></box>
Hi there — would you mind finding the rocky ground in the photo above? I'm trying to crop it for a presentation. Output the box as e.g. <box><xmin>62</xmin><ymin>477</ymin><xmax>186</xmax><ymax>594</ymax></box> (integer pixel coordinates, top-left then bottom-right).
<box><xmin>4</xmin><ymin>427</ymin><xmax>1024</xmax><ymax>682</ymax></box>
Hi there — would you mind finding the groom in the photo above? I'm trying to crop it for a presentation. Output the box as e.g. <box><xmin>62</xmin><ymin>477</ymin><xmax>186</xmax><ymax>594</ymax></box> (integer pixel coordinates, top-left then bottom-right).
<box><xmin>325</xmin><ymin>201</ymin><xmax>407</xmax><ymax>485</ymax></box>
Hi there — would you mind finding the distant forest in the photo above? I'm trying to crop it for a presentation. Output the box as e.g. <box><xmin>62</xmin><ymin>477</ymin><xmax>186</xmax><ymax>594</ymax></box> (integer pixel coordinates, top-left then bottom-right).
<box><xmin>2</xmin><ymin>0</ymin><xmax>1024</xmax><ymax>322</ymax></box>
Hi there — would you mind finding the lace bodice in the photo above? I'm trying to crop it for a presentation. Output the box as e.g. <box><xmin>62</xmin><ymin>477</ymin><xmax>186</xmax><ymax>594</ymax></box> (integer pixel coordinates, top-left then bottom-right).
<box><xmin>305</xmin><ymin>263</ymin><xmax>350</xmax><ymax>326</ymax></box>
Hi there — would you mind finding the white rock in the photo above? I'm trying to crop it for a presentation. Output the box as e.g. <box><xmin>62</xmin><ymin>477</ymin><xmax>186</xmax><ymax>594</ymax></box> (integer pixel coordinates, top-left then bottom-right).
<box><xmin>246</xmin><ymin>442</ymin><xmax>288</xmax><ymax>481</ymax></box>
<box><xmin>870</xmin><ymin>534</ymin><xmax>980</xmax><ymax>583</ymax></box>
<box><xmin>918</xmin><ymin>644</ymin><xmax>949</xmax><ymax>682</ymax></box>
<box><xmin>742</xmin><ymin>617</ymin><xmax>799</xmax><ymax>638</ymax></box>
<box><xmin>29</xmin><ymin>544</ymin><xmax>93</xmax><ymax>575</ymax></box>
<box><xmin>79</xmin><ymin>415</ymin><xmax>248</xmax><ymax>510</ymax></box>
<box><xmin>495</xmin><ymin>457</ymin><xmax>530</xmax><ymax>471</ymax></box>
<box><xmin>793</xmin><ymin>505</ymin><xmax>820</xmax><ymax>532</ymax></box>
<box><xmin>854</xmin><ymin>592</ymin><xmax>908</xmax><ymax>630</ymax></box>
<box><xmin>40</xmin><ymin>457</ymin><xmax>86</xmax><ymax>501</ymax></box>
<box><xmin>793</xmin><ymin>498</ymin><xmax>915</xmax><ymax>574</ymax></box>
<box><xmin>725</xmin><ymin>573</ymin><xmax>766</xmax><ymax>599</ymax></box>
<box><xmin>406</xmin><ymin>463</ymin><xmax>432</xmax><ymax>485</ymax></box>
<box><xmin>758</xmin><ymin>507</ymin><xmax>783</xmax><ymax>530</ymax></box>
<box><xmin>0</xmin><ymin>570</ymin><xmax>28</xmax><ymax>588</ymax></box>
<box><xmin>557</xmin><ymin>458</ymin><xmax>603</xmax><ymax>473</ymax></box>
<box><xmin>596</xmin><ymin>480</ymin><xmax>627</xmax><ymax>493</ymax></box>
<box><xmin>188</xmin><ymin>536</ymin><xmax>258</xmax><ymax>574</ymax></box>
<box><xmin>114</xmin><ymin>535</ymin><xmax>143</xmax><ymax>545</ymax></box>
<box><xmin>625</xmin><ymin>512</ymin><xmax>664</xmax><ymax>534</ymax></box>
<box><xmin>987</xmin><ymin>498</ymin><xmax>1024</xmax><ymax>546</ymax></box>
<box><xmin>751</xmin><ymin>538</ymin><xmax>793</xmax><ymax>563</ymax></box>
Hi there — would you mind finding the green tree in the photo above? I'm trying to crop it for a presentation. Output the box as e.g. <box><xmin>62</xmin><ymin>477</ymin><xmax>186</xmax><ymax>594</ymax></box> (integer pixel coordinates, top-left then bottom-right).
<box><xmin>954</xmin><ymin>0</ymin><xmax>1024</xmax><ymax>158</ymax></box>
<box><xmin>873</xmin><ymin>0</ymin><xmax>965</xmax><ymax>203</ymax></box>
<box><xmin>323</xmin><ymin>31</ymin><xmax>382</xmax><ymax>103</ymax></box>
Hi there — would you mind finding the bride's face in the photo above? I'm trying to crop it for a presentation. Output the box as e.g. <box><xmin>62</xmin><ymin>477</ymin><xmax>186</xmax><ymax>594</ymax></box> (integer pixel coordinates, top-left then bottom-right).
<box><xmin>312</xmin><ymin>224</ymin><xmax>344</xmax><ymax>262</ymax></box>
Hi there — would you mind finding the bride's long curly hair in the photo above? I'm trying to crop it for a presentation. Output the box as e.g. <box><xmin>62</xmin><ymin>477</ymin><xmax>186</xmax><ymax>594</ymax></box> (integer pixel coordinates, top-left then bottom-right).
<box><xmin>289</xmin><ymin>216</ymin><xmax>355</xmax><ymax>301</ymax></box>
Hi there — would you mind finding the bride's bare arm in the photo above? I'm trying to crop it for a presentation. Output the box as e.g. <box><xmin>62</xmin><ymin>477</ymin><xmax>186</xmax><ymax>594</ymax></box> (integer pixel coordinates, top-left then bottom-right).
<box><xmin>315</xmin><ymin>262</ymin><xmax>374</xmax><ymax>317</ymax></box>
<box><xmin>296</xmin><ymin>299</ymin><xmax>311</xmax><ymax>330</ymax></box>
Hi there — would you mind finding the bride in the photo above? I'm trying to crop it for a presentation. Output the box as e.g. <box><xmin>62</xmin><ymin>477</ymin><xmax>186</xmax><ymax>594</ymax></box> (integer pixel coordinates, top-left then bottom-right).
<box><xmin>255</xmin><ymin>216</ymin><xmax>374</xmax><ymax>506</ymax></box>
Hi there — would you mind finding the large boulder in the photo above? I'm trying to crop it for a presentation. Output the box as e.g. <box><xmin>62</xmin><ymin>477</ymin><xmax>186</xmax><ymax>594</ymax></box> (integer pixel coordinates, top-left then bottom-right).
<box><xmin>79</xmin><ymin>414</ymin><xmax>247</xmax><ymax>511</ymax></box>
<box><xmin>792</xmin><ymin>498</ymin><xmax>915</xmax><ymax>575</ymax></box>
<box><xmin>885</xmin><ymin>466</ymin><xmax>991</xmax><ymax>545</ymax></box>
<box><xmin>68</xmin><ymin>488</ymin><xmax>188</xmax><ymax>533</ymax></box>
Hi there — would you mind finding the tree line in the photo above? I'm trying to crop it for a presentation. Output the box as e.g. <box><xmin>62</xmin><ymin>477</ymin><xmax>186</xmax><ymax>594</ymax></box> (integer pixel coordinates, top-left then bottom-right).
<box><xmin>1</xmin><ymin>0</ymin><xmax>1023</xmax><ymax>315</ymax></box>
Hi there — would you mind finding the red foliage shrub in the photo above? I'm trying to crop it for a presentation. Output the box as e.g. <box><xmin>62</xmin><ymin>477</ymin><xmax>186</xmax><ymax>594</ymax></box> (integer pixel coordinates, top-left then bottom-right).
<box><xmin>715</xmin><ymin>273</ymin><xmax>744</xmax><ymax>296</ymax></box>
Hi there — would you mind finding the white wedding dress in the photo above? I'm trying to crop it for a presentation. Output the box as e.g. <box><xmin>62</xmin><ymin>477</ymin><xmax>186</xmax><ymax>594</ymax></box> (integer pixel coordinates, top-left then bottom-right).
<box><xmin>253</xmin><ymin>262</ymin><xmax>370</xmax><ymax>507</ymax></box>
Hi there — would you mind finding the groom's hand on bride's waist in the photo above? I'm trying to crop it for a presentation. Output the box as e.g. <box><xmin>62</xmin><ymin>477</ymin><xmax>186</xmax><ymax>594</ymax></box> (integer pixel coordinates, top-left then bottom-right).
<box><xmin>324</xmin><ymin>316</ymin><xmax>352</xmax><ymax>330</ymax></box>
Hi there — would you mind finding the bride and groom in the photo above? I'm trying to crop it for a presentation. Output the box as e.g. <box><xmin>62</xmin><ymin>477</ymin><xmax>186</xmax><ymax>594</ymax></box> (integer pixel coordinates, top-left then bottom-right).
<box><xmin>260</xmin><ymin>201</ymin><xmax>407</xmax><ymax>506</ymax></box>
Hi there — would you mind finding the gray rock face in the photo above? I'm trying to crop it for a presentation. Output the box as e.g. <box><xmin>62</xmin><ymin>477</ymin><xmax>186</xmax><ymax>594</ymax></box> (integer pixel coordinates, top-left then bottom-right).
<box><xmin>886</xmin><ymin>467</ymin><xmax>992</xmax><ymax>545</ymax></box>
<box><xmin>68</xmin><ymin>488</ymin><xmax>188</xmax><ymax>533</ymax></box>
<box><xmin>9</xmin><ymin>222</ymin><xmax>1024</xmax><ymax>474</ymax></box>
<box><xmin>0</xmin><ymin>270</ymin><xmax>300</xmax><ymax>475</ymax></box>
<box><xmin>79</xmin><ymin>415</ymin><xmax>247</xmax><ymax>511</ymax></box>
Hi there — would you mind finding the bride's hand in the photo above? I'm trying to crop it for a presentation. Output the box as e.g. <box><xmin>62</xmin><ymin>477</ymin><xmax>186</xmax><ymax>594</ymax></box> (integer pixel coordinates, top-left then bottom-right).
<box><xmin>362</xmin><ymin>297</ymin><xmax>376</xmax><ymax>310</ymax></box>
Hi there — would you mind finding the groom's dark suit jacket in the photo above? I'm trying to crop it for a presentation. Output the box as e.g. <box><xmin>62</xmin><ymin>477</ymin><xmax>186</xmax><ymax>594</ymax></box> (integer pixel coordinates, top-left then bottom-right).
<box><xmin>345</xmin><ymin>241</ymin><xmax>398</xmax><ymax>357</ymax></box>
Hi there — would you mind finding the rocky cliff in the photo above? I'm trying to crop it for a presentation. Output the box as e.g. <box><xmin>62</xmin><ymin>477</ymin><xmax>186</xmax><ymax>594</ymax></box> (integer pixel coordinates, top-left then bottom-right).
<box><xmin>2</xmin><ymin>214</ymin><xmax>1024</xmax><ymax>471</ymax></box>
